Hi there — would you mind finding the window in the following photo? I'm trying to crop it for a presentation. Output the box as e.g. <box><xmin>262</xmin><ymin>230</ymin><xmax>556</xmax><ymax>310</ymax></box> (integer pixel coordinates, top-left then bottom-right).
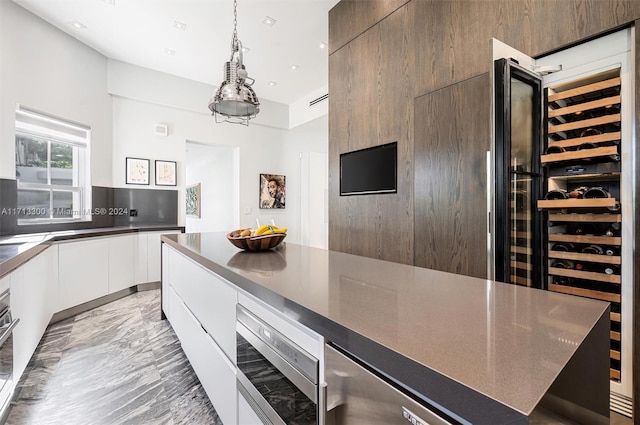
<box><xmin>15</xmin><ymin>105</ymin><xmax>91</xmax><ymax>223</ymax></box>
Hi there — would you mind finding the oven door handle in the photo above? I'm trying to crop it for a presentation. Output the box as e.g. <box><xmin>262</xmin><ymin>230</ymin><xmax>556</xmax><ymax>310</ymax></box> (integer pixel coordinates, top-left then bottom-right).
<box><xmin>237</xmin><ymin>372</ymin><xmax>286</xmax><ymax>425</ymax></box>
<box><xmin>237</xmin><ymin>321</ymin><xmax>317</xmax><ymax>403</ymax></box>
<box><xmin>0</xmin><ymin>318</ymin><xmax>19</xmax><ymax>347</ymax></box>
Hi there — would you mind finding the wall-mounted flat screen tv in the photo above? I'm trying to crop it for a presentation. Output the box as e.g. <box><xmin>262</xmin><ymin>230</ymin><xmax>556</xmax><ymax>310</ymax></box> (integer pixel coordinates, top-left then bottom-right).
<box><xmin>340</xmin><ymin>142</ymin><xmax>397</xmax><ymax>196</ymax></box>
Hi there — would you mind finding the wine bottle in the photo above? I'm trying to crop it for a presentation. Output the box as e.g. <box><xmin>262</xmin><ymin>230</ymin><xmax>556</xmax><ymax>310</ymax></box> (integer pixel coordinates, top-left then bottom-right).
<box><xmin>553</xmin><ymin>276</ymin><xmax>572</xmax><ymax>286</ymax></box>
<box><xmin>603</xmin><ymin>265</ymin><xmax>621</xmax><ymax>275</ymax></box>
<box><xmin>604</xmin><ymin>246</ymin><xmax>620</xmax><ymax>256</ymax></box>
<box><xmin>568</xmin><ymin>186</ymin><xmax>588</xmax><ymax>198</ymax></box>
<box><xmin>545</xmin><ymin>145</ymin><xmax>566</xmax><ymax>154</ymax></box>
<box><xmin>571</xmin><ymin>223</ymin><xmax>597</xmax><ymax>236</ymax></box>
<box><xmin>551</xmin><ymin>260</ymin><xmax>574</xmax><ymax>269</ymax></box>
<box><xmin>603</xmin><ymin>226</ymin><xmax>620</xmax><ymax>237</ymax></box>
<box><xmin>583</xmin><ymin>187</ymin><xmax>611</xmax><ymax>199</ymax></box>
<box><xmin>552</xmin><ymin>242</ymin><xmax>575</xmax><ymax>252</ymax></box>
<box><xmin>581</xmin><ymin>245</ymin><xmax>604</xmax><ymax>255</ymax></box>
<box><xmin>545</xmin><ymin>189</ymin><xmax>568</xmax><ymax>200</ymax></box>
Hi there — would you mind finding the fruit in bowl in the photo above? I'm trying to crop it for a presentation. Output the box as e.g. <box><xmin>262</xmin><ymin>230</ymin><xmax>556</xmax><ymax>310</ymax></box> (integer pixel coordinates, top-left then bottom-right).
<box><xmin>227</xmin><ymin>224</ymin><xmax>287</xmax><ymax>251</ymax></box>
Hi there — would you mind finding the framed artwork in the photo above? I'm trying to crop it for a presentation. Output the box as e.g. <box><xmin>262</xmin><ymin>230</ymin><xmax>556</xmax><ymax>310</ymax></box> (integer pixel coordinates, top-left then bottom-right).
<box><xmin>125</xmin><ymin>157</ymin><xmax>150</xmax><ymax>185</ymax></box>
<box><xmin>186</xmin><ymin>183</ymin><xmax>201</xmax><ymax>218</ymax></box>
<box><xmin>155</xmin><ymin>160</ymin><xmax>177</xmax><ymax>186</ymax></box>
<box><xmin>260</xmin><ymin>174</ymin><xmax>286</xmax><ymax>209</ymax></box>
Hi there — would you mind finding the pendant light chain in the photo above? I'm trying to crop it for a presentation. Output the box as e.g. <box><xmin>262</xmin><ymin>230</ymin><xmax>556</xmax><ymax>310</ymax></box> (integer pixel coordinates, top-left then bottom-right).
<box><xmin>231</xmin><ymin>0</ymin><xmax>239</xmax><ymax>56</ymax></box>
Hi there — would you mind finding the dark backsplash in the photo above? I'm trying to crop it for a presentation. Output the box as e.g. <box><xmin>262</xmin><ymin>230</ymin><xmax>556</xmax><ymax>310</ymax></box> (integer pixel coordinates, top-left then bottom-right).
<box><xmin>113</xmin><ymin>187</ymin><xmax>178</xmax><ymax>227</ymax></box>
<box><xmin>0</xmin><ymin>178</ymin><xmax>178</xmax><ymax>236</ymax></box>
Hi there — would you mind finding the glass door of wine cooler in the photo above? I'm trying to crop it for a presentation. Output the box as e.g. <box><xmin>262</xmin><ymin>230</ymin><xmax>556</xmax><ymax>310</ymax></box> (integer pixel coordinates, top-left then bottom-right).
<box><xmin>494</xmin><ymin>58</ymin><xmax>544</xmax><ymax>288</ymax></box>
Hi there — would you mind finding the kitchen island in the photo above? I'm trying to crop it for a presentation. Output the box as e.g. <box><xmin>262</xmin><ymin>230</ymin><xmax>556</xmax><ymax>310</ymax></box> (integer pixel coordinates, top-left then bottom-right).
<box><xmin>161</xmin><ymin>232</ymin><xmax>610</xmax><ymax>425</ymax></box>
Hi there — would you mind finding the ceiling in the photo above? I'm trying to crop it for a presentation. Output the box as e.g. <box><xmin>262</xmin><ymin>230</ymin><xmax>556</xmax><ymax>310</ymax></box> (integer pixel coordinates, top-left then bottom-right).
<box><xmin>12</xmin><ymin>0</ymin><xmax>339</xmax><ymax>106</ymax></box>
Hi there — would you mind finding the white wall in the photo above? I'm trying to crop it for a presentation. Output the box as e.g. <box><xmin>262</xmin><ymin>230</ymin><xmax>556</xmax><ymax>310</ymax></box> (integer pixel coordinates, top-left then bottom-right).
<box><xmin>289</xmin><ymin>85</ymin><xmax>329</xmax><ymax>129</ymax></box>
<box><xmin>109</xmin><ymin>63</ymin><xmax>328</xmax><ymax>245</ymax></box>
<box><xmin>0</xmin><ymin>1</ymin><xmax>112</xmax><ymax>185</ymax></box>
<box><xmin>1</xmin><ymin>3</ymin><xmax>329</xmax><ymax>246</ymax></box>
<box><xmin>185</xmin><ymin>143</ymin><xmax>238</xmax><ymax>233</ymax></box>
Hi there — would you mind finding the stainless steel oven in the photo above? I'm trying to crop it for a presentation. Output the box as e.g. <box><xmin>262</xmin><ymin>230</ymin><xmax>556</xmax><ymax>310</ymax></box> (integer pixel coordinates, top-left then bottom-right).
<box><xmin>236</xmin><ymin>305</ymin><xmax>320</xmax><ymax>425</ymax></box>
<box><xmin>0</xmin><ymin>289</ymin><xmax>19</xmax><ymax>417</ymax></box>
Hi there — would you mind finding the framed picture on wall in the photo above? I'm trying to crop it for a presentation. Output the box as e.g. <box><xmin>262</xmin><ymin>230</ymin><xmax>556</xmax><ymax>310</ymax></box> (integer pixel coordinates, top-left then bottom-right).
<box><xmin>155</xmin><ymin>160</ymin><xmax>177</xmax><ymax>186</ymax></box>
<box><xmin>259</xmin><ymin>174</ymin><xmax>286</xmax><ymax>209</ymax></box>
<box><xmin>125</xmin><ymin>157</ymin><xmax>150</xmax><ymax>185</ymax></box>
<box><xmin>186</xmin><ymin>183</ymin><xmax>201</xmax><ymax>218</ymax></box>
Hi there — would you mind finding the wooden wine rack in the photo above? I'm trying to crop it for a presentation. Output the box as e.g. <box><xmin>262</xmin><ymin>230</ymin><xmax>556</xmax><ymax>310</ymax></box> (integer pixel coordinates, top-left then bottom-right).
<box><xmin>541</xmin><ymin>70</ymin><xmax>623</xmax><ymax>382</ymax></box>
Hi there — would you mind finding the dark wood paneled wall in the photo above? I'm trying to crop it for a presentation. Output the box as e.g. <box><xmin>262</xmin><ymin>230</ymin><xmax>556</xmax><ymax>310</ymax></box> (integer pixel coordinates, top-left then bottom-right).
<box><xmin>328</xmin><ymin>6</ymin><xmax>414</xmax><ymax>264</ymax></box>
<box><xmin>329</xmin><ymin>0</ymin><xmax>640</xmax><ymax>272</ymax></box>
<box><xmin>413</xmin><ymin>75</ymin><xmax>489</xmax><ymax>278</ymax></box>
<box><xmin>328</xmin><ymin>0</ymin><xmax>409</xmax><ymax>54</ymax></box>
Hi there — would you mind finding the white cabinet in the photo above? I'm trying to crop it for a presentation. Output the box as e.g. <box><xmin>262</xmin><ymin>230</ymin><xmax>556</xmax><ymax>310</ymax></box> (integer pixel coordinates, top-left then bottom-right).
<box><xmin>184</xmin><ymin>262</ymin><xmax>237</xmax><ymax>360</ymax></box>
<box><xmin>134</xmin><ymin>233</ymin><xmax>148</xmax><ymax>284</ymax></box>
<box><xmin>146</xmin><ymin>232</ymin><xmax>163</xmax><ymax>282</ymax></box>
<box><xmin>165</xmin><ymin>247</ymin><xmax>237</xmax><ymax>359</ymax></box>
<box><xmin>11</xmin><ymin>245</ymin><xmax>58</xmax><ymax>381</ymax></box>
<box><xmin>167</xmin><ymin>285</ymin><xmax>237</xmax><ymax>425</ymax></box>
<box><xmin>58</xmin><ymin>238</ymin><xmax>109</xmax><ymax>311</ymax></box>
<box><xmin>136</xmin><ymin>231</ymin><xmax>181</xmax><ymax>284</ymax></box>
<box><xmin>164</xmin><ymin>245</ymin><xmax>239</xmax><ymax>424</ymax></box>
<box><xmin>108</xmin><ymin>235</ymin><xmax>135</xmax><ymax>294</ymax></box>
<box><xmin>161</xmin><ymin>244</ymin><xmax>170</xmax><ymax>319</ymax></box>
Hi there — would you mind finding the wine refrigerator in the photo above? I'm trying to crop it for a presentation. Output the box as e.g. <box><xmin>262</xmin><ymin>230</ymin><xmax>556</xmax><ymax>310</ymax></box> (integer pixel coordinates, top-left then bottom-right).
<box><xmin>492</xmin><ymin>28</ymin><xmax>634</xmax><ymax>416</ymax></box>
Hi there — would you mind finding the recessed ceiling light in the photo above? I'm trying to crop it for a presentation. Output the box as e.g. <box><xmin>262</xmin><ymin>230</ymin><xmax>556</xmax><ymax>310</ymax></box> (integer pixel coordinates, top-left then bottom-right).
<box><xmin>268</xmin><ymin>81</ymin><xmax>277</xmax><ymax>86</ymax></box>
<box><xmin>241</xmin><ymin>46</ymin><xmax>250</xmax><ymax>53</ymax></box>
<box><xmin>290</xmin><ymin>64</ymin><xmax>300</xmax><ymax>70</ymax></box>
<box><xmin>101</xmin><ymin>0</ymin><xmax>115</xmax><ymax>5</ymax></box>
<box><xmin>262</xmin><ymin>16</ymin><xmax>276</xmax><ymax>26</ymax></box>
<box><xmin>164</xmin><ymin>48</ymin><xmax>176</xmax><ymax>56</ymax></box>
<box><xmin>319</xmin><ymin>42</ymin><xmax>328</xmax><ymax>49</ymax></box>
<box><xmin>173</xmin><ymin>20</ymin><xmax>187</xmax><ymax>30</ymax></box>
<box><xmin>68</xmin><ymin>21</ymin><xmax>87</xmax><ymax>29</ymax></box>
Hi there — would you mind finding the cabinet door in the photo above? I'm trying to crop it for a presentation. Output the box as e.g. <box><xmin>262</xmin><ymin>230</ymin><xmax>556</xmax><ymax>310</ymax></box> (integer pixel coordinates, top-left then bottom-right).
<box><xmin>10</xmin><ymin>266</ymin><xmax>28</xmax><ymax>379</ymax></box>
<box><xmin>168</xmin><ymin>286</ymin><xmax>237</xmax><ymax>425</ymax></box>
<box><xmin>147</xmin><ymin>231</ymin><xmax>180</xmax><ymax>282</ymax></box>
<box><xmin>108</xmin><ymin>235</ymin><xmax>135</xmax><ymax>294</ymax></box>
<box><xmin>161</xmin><ymin>244</ymin><xmax>170</xmax><ymax>319</ymax></box>
<box><xmin>134</xmin><ymin>233</ymin><xmax>148</xmax><ymax>284</ymax></box>
<box><xmin>10</xmin><ymin>246</ymin><xmax>57</xmax><ymax>381</ymax></box>
<box><xmin>147</xmin><ymin>233</ymin><xmax>162</xmax><ymax>282</ymax></box>
<box><xmin>185</xmin><ymin>264</ymin><xmax>237</xmax><ymax>361</ymax></box>
<box><xmin>58</xmin><ymin>238</ymin><xmax>109</xmax><ymax>311</ymax></box>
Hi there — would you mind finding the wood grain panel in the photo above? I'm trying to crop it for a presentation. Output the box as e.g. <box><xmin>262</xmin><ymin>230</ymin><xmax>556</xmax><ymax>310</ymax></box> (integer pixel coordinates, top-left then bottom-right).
<box><xmin>329</xmin><ymin>0</ymin><xmax>409</xmax><ymax>54</ymax></box>
<box><xmin>528</xmin><ymin>0</ymin><xmax>640</xmax><ymax>57</ymax></box>
<box><xmin>410</xmin><ymin>0</ymin><xmax>640</xmax><ymax>97</ymax></box>
<box><xmin>410</xmin><ymin>0</ymin><xmax>500</xmax><ymax>97</ymax></box>
<box><xmin>329</xmin><ymin>5</ymin><xmax>414</xmax><ymax>265</ymax></box>
<box><xmin>413</xmin><ymin>74</ymin><xmax>490</xmax><ymax>278</ymax></box>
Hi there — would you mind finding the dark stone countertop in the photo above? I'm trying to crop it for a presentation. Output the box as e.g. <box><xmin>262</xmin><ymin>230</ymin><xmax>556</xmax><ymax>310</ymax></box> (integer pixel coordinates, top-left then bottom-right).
<box><xmin>0</xmin><ymin>225</ymin><xmax>184</xmax><ymax>278</ymax></box>
<box><xmin>162</xmin><ymin>231</ymin><xmax>610</xmax><ymax>425</ymax></box>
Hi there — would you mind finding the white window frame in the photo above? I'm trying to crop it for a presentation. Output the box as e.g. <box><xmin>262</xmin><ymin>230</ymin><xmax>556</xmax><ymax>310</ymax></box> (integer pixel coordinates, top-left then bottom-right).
<box><xmin>15</xmin><ymin>105</ymin><xmax>92</xmax><ymax>224</ymax></box>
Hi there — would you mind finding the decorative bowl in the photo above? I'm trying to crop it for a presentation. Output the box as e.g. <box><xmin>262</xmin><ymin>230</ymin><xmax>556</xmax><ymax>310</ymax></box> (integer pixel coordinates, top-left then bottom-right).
<box><xmin>226</xmin><ymin>231</ymin><xmax>286</xmax><ymax>251</ymax></box>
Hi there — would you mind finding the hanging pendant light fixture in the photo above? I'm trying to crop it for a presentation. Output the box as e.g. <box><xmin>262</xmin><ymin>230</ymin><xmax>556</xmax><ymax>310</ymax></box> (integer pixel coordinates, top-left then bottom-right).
<box><xmin>208</xmin><ymin>0</ymin><xmax>260</xmax><ymax>125</ymax></box>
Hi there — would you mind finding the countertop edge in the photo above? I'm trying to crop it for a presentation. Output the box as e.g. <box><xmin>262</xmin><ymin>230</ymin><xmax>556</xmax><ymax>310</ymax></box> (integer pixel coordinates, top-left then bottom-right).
<box><xmin>0</xmin><ymin>226</ymin><xmax>185</xmax><ymax>278</ymax></box>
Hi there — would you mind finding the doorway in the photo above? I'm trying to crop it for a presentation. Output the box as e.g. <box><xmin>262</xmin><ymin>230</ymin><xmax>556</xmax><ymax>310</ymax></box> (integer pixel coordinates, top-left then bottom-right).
<box><xmin>185</xmin><ymin>141</ymin><xmax>239</xmax><ymax>233</ymax></box>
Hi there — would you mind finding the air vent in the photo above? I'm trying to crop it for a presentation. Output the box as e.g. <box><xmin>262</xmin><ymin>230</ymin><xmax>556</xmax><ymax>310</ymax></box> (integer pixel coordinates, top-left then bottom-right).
<box><xmin>309</xmin><ymin>93</ymin><xmax>328</xmax><ymax>107</ymax></box>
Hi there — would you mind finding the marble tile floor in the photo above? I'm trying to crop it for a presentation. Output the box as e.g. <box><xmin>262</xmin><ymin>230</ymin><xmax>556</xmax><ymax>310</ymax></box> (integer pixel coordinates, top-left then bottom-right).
<box><xmin>5</xmin><ymin>289</ymin><xmax>223</xmax><ymax>425</ymax></box>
